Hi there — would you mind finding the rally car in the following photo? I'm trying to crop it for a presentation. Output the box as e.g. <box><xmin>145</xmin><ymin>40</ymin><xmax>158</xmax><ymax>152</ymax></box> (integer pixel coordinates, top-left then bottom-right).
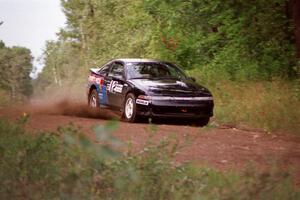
<box><xmin>87</xmin><ymin>58</ymin><xmax>214</xmax><ymax>126</ymax></box>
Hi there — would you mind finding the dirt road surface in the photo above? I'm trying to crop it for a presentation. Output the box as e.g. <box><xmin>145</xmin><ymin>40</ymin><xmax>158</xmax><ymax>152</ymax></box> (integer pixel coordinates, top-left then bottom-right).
<box><xmin>1</xmin><ymin>99</ymin><xmax>300</xmax><ymax>184</ymax></box>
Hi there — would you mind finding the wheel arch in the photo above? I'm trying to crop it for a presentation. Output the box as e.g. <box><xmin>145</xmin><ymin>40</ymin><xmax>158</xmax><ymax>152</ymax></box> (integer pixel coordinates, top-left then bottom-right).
<box><xmin>88</xmin><ymin>84</ymin><xmax>97</xmax><ymax>100</ymax></box>
<box><xmin>123</xmin><ymin>88</ymin><xmax>141</xmax><ymax>108</ymax></box>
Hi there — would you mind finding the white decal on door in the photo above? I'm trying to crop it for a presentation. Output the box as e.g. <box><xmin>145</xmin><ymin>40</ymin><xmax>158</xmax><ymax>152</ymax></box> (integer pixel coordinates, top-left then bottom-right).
<box><xmin>107</xmin><ymin>80</ymin><xmax>123</xmax><ymax>93</ymax></box>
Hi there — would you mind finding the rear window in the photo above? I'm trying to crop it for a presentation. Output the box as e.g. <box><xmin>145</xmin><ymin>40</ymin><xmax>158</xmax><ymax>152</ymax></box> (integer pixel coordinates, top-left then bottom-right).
<box><xmin>98</xmin><ymin>65</ymin><xmax>110</xmax><ymax>76</ymax></box>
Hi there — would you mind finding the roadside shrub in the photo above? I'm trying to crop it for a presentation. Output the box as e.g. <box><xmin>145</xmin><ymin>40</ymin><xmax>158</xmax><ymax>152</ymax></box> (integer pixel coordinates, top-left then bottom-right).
<box><xmin>0</xmin><ymin>118</ymin><xmax>299</xmax><ymax>199</ymax></box>
<box><xmin>188</xmin><ymin>69</ymin><xmax>300</xmax><ymax>134</ymax></box>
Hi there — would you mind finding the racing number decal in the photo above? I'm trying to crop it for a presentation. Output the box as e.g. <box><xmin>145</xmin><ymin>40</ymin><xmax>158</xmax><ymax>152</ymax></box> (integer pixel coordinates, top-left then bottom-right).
<box><xmin>107</xmin><ymin>80</ymin><xmax>123</xmax><ymax>93</ymax></box>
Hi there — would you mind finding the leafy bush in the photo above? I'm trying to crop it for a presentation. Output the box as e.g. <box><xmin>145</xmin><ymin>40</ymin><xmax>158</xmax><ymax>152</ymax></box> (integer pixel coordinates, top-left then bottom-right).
<box><xmin>144</xmin><ymin>0</ymin><xmax>297</xmax><ymax>80</ymax></box>
<box><xmin>0</xmin><ymin>118</ymin><xmax>299</xmax><ymax>199</ymax></box>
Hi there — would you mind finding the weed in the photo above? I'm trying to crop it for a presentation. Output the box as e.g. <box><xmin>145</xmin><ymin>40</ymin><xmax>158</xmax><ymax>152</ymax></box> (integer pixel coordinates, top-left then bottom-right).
<box><xmin>188</xmin><ymin>72</ymin><xmax>300</xmax><ymax>134</ymax></box>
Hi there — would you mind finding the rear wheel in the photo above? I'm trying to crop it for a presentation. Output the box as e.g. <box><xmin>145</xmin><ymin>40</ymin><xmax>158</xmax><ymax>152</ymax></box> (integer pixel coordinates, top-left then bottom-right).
<box><xmin>123</xmin><ymin>93</ymin><xmax>137</xmax><ymax>122</ymax></box>
<box><xmin>88</xmin><ymin>89</ymin><xmax>99</xmax><ymax>108</ymax></box>
<box><xmin>197</xmin><ymin>117</ymin><xmax>210</xmax><ymax>127</ymax></box>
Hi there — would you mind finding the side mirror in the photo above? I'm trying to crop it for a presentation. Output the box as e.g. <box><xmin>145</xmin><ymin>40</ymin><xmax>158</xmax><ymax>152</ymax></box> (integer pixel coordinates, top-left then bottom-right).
<box><xmin>189</xmin><ymin>77</ymin><xmax>196</xmax><ymax>82</ymax></box>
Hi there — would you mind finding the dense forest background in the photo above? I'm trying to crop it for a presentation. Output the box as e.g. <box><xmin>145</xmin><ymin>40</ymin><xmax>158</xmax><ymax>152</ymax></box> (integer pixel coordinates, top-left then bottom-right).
<box><xmin>35</xmin><ymin>0</ymin><xmax>300</xmax><ymax>91</ymax></box>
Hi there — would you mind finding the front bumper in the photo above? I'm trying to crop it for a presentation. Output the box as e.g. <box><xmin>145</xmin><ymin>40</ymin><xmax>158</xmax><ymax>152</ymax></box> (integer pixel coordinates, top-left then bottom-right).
<box><xmin>136</xmin><ymin>98</ymin><xmax>214</xmax><ymax>119</ymax></box>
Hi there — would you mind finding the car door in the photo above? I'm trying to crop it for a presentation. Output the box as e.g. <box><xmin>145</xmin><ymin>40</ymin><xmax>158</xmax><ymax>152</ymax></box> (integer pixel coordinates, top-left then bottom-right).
<box><xmin>107</xmin><ymin>62</ymin><xmax>126</xmax><ymax>108</ymax></box>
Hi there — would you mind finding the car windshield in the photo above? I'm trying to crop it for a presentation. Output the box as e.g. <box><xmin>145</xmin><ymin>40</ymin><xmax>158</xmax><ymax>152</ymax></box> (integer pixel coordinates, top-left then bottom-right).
<box><xmin>126</xmin><ymin>62</ymin><xmax>187</xmax><ymax>80</ymax></box>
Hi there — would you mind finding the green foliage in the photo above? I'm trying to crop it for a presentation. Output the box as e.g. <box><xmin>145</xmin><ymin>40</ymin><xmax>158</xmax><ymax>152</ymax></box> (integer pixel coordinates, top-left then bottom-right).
<box><xmin>0</xmin><ymin>118</ymin><xmax>299</xmax><ymax>199</ymax></box>
<box><xmin>33</xmin><ymin>40</ymin><xmax>84</xmax><ymax>94</ymax></box>
<box><xmin>34</xmin><ymin>0</ymin><xmax>300</xmax><ymax>133</ymax></box>
<box><xmin>142</xmin><ymin>0</ymin><xmax>297</xmax><ymax>80</ymax></box>
<box><xmin>36</xmin><ymin>0</ymin><xmax>298</xmax><ymax>91</ymax></box>
<box><xmin>0</xmin><ymin>41</ymin><xmax>33</xmax><ymax>101</ymax></box>
<box><xmin>190</xmin><ymin>73</ymin><xmax>300</xmax><ymax>133</ymax></box>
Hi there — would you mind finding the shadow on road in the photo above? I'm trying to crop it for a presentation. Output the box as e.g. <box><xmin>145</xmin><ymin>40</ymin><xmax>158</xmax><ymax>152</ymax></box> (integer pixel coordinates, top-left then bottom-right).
<box><xmin>135</xmin><ymin>117</ymin><xmax>203</xmax><ymax>127</ymax></box>
<box><xmin>29</xmin><ymin>98</ymin><xmax>205</xmax><ymax>127</ymax></box>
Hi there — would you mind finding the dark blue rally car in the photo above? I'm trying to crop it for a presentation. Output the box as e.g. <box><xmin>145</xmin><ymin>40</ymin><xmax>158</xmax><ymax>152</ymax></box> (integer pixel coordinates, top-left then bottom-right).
<box><xmin>87</xmin><ymin>58</ymin><xmax>214</xmax><ymax>126</ymax></box>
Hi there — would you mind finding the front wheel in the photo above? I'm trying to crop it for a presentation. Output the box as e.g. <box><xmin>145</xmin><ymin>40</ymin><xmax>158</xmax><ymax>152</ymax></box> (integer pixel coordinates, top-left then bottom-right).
<box><xmin>123</xmin><ymin>93</ymin><xmax>137</xmax><ymax>122</ymax></box>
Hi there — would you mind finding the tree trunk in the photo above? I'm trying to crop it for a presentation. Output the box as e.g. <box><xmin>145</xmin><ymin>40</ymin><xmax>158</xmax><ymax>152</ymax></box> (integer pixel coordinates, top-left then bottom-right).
<box><xmin>52</xmin><ymin>66</ymin><xmax>61</xmax><ymax>87</ymax></box>
<box><xmin>11</xmin><ymin>85</ymin><xmax>16</xmax><ymax>100</ymax></box>
<box><xmin>293</xmin><ymin>0</ymin><xmax>300</xmax><ymax>58</ymax></box>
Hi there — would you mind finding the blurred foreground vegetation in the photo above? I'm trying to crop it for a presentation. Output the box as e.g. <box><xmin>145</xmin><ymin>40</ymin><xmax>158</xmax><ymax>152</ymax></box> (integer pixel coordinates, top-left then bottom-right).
<box><xmin>0</xmin><ymin>118</ymin><xmax>299</xmax><ymax>199</ymax></box>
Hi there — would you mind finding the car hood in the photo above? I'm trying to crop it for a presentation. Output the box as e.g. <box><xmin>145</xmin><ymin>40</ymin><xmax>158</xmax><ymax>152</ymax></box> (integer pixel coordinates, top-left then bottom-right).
<box><xmin>128</xmin><ymin>78</ymin><xmax>212</xmax><ymax>97</ymax></box>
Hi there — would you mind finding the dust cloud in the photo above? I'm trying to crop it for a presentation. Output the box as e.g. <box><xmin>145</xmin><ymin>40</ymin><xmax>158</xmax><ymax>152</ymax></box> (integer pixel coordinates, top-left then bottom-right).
<box><xmin>28</xmin><ymin>89</ymin><xmax>118</xmax><ymax>120</ymax></box>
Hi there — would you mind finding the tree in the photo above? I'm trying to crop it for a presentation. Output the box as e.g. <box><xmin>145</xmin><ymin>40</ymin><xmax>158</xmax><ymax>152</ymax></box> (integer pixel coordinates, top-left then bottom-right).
<box><xmin>37</xmin><ymin>0</ymin><xmax>298</xmax><ymax>91</ymax></box>
<box><xmin>0</xmin><ymin>41</ymin><xmax>33</xmax><ymax>100</ymax></box>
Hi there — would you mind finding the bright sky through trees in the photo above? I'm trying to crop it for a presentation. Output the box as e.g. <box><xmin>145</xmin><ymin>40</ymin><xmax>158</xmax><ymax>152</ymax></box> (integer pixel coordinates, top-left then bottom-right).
<box><xmin>0</xmin><ymin>0</ymin><xmax>66</xmax><ymax>77</ymax></box>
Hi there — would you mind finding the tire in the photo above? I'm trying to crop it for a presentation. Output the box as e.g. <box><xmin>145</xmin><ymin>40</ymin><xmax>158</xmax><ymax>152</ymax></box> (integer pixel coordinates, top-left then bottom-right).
<box><xmin>88</xmin><ymin>89</ymin><xmax>100</xmax><ymax>108</ymax></box>
<box><xmin>197</xmin><ymin>117</ymin><xmax>210</xmax><ymax>127</ymax></box>
<box><xmin>123</xmin><ymin>93</ymin><xmax>137</xmax><ymax>122</ymax></box>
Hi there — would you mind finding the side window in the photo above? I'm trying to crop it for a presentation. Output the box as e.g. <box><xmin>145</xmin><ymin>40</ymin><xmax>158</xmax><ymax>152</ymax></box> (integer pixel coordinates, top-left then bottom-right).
<box><xmin>109</xmin><ymin>62</ymin><xmax>124</xmax><ymax>79</ymax></box>
<box><xmin>98</xmin><ymin>65</ymin><xmax>110</xmax><ymax>76</ymax></box>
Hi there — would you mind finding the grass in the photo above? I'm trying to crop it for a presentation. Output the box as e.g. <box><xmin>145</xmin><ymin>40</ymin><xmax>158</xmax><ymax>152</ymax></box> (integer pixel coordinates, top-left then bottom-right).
<box><xmin>0</xmin><ymin>117</ymin><xmax>299</xmax><ymax>199</ymax></box>
<box><xmin>188</xmin><ymin>70</ymin><xmax>300</xmax><ymax>134</ymax></box>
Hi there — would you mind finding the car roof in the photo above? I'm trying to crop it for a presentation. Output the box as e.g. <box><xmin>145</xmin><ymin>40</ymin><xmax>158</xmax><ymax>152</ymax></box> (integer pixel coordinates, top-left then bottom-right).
<box><xmin>114</xmin><ymin>58</ymin><xmax>164</xmax><ymax>63</ymax></box>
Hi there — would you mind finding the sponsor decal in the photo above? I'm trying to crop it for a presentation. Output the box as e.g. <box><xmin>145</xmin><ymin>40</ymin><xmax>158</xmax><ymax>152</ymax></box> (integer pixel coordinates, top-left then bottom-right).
<box><xmin>176</xmin><ymin>81</ymin><xmax>187</xmax><ymax>87</ymax></box>
<box><xmin>101</xmin><ymin>85</ymin><xmax>108</xmax><ymax>104</ymax></box>
<box><xmin>107</xmin><ymin>80</ymin><xmax>123</xmax><ymax>93</ymax></box>
<box><xmin>88</xmin><ymin>75</ymin><xmax>96</xmax><ymax>82</ymax></box>
<box><xmin>136</xmin><ymin>99</ymin><xmax>149</xmax><ymax>106</ymax></box>
<box><xmin>89</xmin><ymin>75</ymin><xmax>104</xmax><ymax>87</ymax></box>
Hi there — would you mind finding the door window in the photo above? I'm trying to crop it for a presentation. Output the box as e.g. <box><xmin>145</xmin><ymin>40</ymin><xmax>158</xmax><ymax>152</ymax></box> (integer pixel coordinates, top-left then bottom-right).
<box><xmin>109</xmin><ymin>62</ymin><xmax>124</xmax><ymax>79</ymax></box>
